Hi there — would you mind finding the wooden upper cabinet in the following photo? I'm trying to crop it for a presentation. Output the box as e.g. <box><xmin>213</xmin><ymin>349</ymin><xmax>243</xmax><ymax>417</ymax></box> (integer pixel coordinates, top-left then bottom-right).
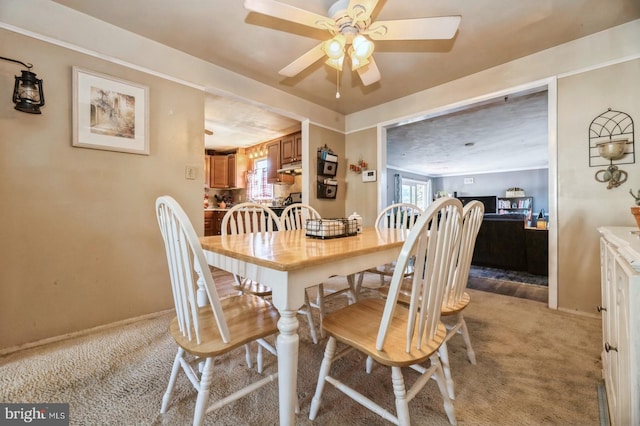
<box><xmin>295</xmin><ymin>133</ymin><xmax>302</xmax><ymax>160</ymax></box>
<box><xmin>210</xmin><ymin>155</ymin><xmax>229</xmax><ymax>188</ymax></box>
<box><xmin>266</xmin><ymin>140</ymin><xmax>281</xmax><ymax>184</ymax></box>
<box><xmin>204</xmin><ymin>154</ymin><xmax>211</xmax><ymax>187</ymax></box>
<box><xmin>228</xmin><ymin>152</ymin><xmax>248</xmax><ymax>189</ymax></box>
<box><xmin>266</xmin><ymin>139</ymin><xmax>294</xmax><ymax>184</ymax></box>
<box><xmin>280</xmin><ymin>132</ymin><xmax>302</xmax><ymax>164</ymax></box>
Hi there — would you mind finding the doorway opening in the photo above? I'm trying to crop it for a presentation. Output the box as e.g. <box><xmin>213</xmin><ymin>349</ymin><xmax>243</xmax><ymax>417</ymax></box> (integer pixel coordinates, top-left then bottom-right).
<box><xmin>377</xmin><ymin>79</ymin><xmax>557</xmax><ymax>307</ymax></box>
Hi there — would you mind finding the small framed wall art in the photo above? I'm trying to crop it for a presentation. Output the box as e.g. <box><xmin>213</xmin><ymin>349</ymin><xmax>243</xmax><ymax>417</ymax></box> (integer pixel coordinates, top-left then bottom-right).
<box><xmin>72</xmin><ymin>67</ymin><xmax>149</xmax><ymax>155</ymax></box>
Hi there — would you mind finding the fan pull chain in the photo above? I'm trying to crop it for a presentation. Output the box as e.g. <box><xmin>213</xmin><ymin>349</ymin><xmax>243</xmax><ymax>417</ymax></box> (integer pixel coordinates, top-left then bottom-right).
<box><xmin>335</xmin><ymin>69</ymin><xmax>341</xmax><ymax>99</ymax></box>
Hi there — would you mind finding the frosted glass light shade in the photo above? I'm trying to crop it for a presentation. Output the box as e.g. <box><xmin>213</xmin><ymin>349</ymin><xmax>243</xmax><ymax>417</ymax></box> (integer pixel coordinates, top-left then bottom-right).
<box><xmin>349</xmin><ymin>48</ymin><xmax>370</xmax><ymax>70</ymax></box>
<box><xmin>352</xmin><ymin>34</ymin><xmax>374</xmax><ymax>59</ymax></box>
<box><xmin>323</xmin><ymin>34</ymin><xmax>346</xmax><ymax>59</ymax></box>
<box><xmin>325</xmin><ymin>55</ymin><xmax>344</xmax><ymax>71</ymax></box>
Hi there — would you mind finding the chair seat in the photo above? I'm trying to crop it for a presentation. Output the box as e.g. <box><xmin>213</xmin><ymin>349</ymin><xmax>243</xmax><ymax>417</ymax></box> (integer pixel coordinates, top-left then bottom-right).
<box><xmin>170</xmin><ymin>295</ymin><xmax>279</xmax><ymax>358</ymax></box>
<box><xmin>441</xmin><ymin>292</ymin><xmax>470</xmax><ymax>316</ymax></box>
<box><xmin>323</xmin><ymin>298</ymin><xmax>447</xmax><ymax>368</ymax></box>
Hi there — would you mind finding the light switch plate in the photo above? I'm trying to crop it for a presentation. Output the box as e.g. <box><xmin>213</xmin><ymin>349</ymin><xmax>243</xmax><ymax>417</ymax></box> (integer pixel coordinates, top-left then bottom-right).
<box><xmin>362</xmin><ymin>169</ymin><xmax>377</xmax><ymax>182</ymax></box>
<box><xmin>185</xmin><ymin>165</ymin><xmax>197</xmax><ymax>180</ymax></box>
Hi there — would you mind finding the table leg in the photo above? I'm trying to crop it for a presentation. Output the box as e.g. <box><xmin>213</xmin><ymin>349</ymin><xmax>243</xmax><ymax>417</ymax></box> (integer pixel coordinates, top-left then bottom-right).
<box><xmin>276</xmin><ymin>309</ymin><xmax>299</xmax><ymax>426</ymax></box>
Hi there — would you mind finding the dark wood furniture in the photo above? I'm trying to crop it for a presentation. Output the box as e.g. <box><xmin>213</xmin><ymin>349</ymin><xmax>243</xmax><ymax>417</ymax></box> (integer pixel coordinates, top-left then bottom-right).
<box><xmin>471</xmin><ymin>214</ymin><xmax>548</xmax><ymax>275</ymax></box>
<box><xmin>204</xmin><ymin>210</ymin><xmax>225</xmax><ymax>236</ymax></box>
<box><xmin>266</xmin><ymin>139</ymin><xmax>294</xmax><ymax>184</ymax></box>
<box><xmin>524</xmin><ymin>227</ymin><xmax>548</xmax><ymax>275</ymax></box>
<box><xmin>280</xmin><ymin>132</ymin><xmax>301</xmax><ymax>164</ymax></box>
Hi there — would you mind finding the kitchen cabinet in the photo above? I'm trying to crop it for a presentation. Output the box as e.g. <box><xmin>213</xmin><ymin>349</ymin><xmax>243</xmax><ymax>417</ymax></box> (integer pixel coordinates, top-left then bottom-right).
<box><xmin>204</xmin><ymin>210</ymin><xmax>226</xmax><ymax>236</ymax></box>
<box><xmin>210</xmin><ymin>155</ymin><xmax>229</xmax><ymax>188</ymax></box>
<box><xmin>266</xmin><ymin>139</ymin><xmax>294</xmax><ymax>185</ymax></box>
<box><xmin>281</xmin><ymin>132</ymin><xmax>302</xmax><ymax>164</ymax></box>
<box><xmin>598</xmin><ymin>226</ymin><xmax>640</xmax><ymax>426</ymax></box>
<box><xmin>205</xmin><ymin>151</ymin><xmax>248</xmax><ymax>189</ymax></box>
<box><xmin>228</xmin><ymin>152</ymin><xmax>248</xmax><ymax>188</ymax></box>
<box><xmin>204</xmin><ymin>155</ymin><xmax>211</xmax><ymax>187</ymax></box>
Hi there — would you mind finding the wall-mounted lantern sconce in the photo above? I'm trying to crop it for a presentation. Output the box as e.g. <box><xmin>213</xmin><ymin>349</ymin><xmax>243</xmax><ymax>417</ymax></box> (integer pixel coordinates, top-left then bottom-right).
<box><xmin>0</xmin><ymin>56</ymin><xmax>45</xmax><ymax>114</ymax></box>
<box><xmin>594</xmin><ymin>139</ymin><xmax>628</xmax><ymax>189</ymax></box>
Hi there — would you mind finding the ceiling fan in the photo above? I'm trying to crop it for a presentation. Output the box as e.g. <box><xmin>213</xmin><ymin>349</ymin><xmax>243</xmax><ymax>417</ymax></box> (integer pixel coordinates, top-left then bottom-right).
<box><xmin>244</xmin><ymin>0</ymin><xmax>461</xmax><ymax>90</ymax></box>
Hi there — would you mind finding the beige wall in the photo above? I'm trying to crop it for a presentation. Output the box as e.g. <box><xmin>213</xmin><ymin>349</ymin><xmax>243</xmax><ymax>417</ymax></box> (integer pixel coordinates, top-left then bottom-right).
<box><xmin>557</xmin><ymin>58</ymin><xmax>640</xmax><ymax>312</ymax></box>
<box><xmin>0</xmin><ymin>30</ymin><xmax>204</xmax><ymax>350</ymax></box>
<box><xmin>307</xmin><ymin>125</ymin><xmax>345</xmax><ymax>218</ymax></box>
<box><xmin>345</xmin><ymin>128</ymin><xmax>378</xmax><ymax>226</ymax></box>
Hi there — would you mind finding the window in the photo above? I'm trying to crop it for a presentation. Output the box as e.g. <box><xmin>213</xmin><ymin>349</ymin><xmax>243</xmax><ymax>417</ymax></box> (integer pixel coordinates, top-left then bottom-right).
<box><xmin>400</xmin><ymin>178</ymin><xmax>431</xmax><ymax>210</ymax></box>
<box><xmin>247</xmin><ymin>158</ymin><xmax>272</xmax><ymax>201</ymax></box>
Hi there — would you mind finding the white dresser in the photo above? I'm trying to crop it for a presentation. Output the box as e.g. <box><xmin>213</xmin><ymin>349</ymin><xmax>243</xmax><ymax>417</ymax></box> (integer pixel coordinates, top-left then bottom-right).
<box><xmin>598</xmin><ymin>226</ymin><xmax>640</xmax><ymax>426</ymax></box>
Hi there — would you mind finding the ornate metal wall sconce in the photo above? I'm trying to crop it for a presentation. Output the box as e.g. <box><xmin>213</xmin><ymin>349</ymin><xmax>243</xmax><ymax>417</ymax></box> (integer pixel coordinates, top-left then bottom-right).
<box><xmin>589</xmin><ymin>108</ymin><xmax>634</xmax><ymax>189</ymax></box>
<box><xmin>0</xmin><ymin>56</ymin><xmax>45</xmax><ymax>114</ymax></box>
<box><xmin>594</xmin><ymin>139</ymin><xmax>628</xmax><ymax>188</ymax></box>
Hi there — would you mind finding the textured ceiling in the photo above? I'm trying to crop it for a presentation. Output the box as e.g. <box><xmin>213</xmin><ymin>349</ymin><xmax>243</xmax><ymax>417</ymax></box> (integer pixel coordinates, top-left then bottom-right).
<box><xmin>387</xmin><ymin>90</ymin><xmax>548</xmax><ymax>176</ymax></box>
<box><xmin>49</xmin><ymin>0</ymin><xmax>639</xmax><ymax>171</ymax></box>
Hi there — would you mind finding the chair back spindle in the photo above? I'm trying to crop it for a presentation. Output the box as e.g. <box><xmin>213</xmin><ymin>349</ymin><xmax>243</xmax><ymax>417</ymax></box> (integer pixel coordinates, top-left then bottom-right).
<box><xmin>280</xmin><ymin>204</ymin><xmax>321</xmax><ymax>230</ymax></box>
<box><xmin>375</xmin><ymin>202</ymin><xmax>424</xmax><ymax>230</ymax></box>
<box><xmin>377</xmin><ymin>197</ymin><xmax>463</xmax><ymax>353</ymax></box>
<box><xmin>222</xmin><ymin>202</ymin><xmax>280</xmax><ymax>235</ymax></box>
<box><xmin>446</xmin><ymin>200</ymin><xmax>484</xmax><ymax>307</ymax></box>
<box><xmin>155</xmin><ymin>196</ymin><xmax>229</xmax><ymax>345</ymax></box>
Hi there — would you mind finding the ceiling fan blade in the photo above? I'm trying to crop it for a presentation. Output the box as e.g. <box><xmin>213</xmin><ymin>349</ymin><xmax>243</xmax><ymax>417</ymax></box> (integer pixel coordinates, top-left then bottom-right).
<box><xmin>244</xmin><ymin>0</ymin><xmax>337</xmax><ymax>31</ymax></box>
<box><xmin>279</xmin><ymin>43</ymin><xmax>326</xmax><ymax>77</ymax></box>
<box><xmin>347</xmin><ymin>0</ymin><xmax>380</xmax><ymax>23</ymax></box>
<box><xmin>366</xmin><ymin>16</ymin><xmax>461</xmax><ymax>40</ymax></box>
<box><xmin>357</xmin><ymin>56</ymin><xmax>381</xmax><ymax>86</ymax></box>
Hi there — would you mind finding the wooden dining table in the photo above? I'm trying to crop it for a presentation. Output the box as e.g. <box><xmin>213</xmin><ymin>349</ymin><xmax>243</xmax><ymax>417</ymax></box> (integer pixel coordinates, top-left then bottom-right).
<box><xmin>200</xmin><ymin>226</ymin><xmax>409</xmax><ymax>425</ymax></box>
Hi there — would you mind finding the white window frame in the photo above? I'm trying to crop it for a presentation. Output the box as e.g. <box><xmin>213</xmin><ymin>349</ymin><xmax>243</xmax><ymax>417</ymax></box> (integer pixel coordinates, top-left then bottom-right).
<box><xmin>248</xmin><ymin>157</ymin><xmax>273</xmax><ymax>201</ymax></box>
<box><xmin>400</xmin><ymin>177</ymin><xmax>431</xmax><ymax>210</ymax></box>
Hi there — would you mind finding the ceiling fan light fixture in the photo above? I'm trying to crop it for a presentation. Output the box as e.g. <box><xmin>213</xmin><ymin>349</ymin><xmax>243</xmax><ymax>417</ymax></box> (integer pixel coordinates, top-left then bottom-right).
<box><xmin>349</xmin><ymin>49</ymin><xmax>369</xmax><ymax>70</ymax></box>
<box><xmin>351</xmin><ymin>34</ymin><xmax>374</xmax><ymax>59</ymax></box>
<box><xmin>323</xmin><ymin>34</ymin><xmax>346</xmax><ymax>59</ymax></box>
<box><xmin>325</xmin><ymin>55</ymin><xmax>344</xmax><ymax>71</ymax></box>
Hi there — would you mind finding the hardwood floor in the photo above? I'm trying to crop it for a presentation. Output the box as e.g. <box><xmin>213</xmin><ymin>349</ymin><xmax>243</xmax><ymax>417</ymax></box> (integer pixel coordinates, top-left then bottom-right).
<box><xmin>210</xmin><ymin>267</ymin><xmax>241</xmax><ymax>298</ymax></box>
<box><xmin>466</xmin><ymin>275</ymin><xmax>548</xmax><ymax>303</ymax></box>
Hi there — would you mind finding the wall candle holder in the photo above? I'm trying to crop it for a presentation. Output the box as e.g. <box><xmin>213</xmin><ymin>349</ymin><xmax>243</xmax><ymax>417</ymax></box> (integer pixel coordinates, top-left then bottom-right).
<box><xmin>588</xmin><ymin>108</ymin><xmax>635</xmax><ymax>189</ymax></box>
<box><xmin>594</xmin><ymin>139</ymin><xmax>628</xmax><ymax>188</ymax></box>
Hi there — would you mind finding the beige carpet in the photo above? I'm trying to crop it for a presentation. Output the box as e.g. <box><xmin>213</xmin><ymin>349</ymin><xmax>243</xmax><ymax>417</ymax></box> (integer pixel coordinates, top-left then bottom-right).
<box><xmin>0</xmin><ymin>275</ymin><xmax>602</xmax><ymax>425</ymax></box>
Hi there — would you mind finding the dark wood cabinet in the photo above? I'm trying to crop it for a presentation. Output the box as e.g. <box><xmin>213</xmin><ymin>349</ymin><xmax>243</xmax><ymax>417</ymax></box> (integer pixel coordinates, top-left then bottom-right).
<box><xmin>210</xmin><ymin>155</ymin><xmax>229</xmax><ymax>188</ymax></box>
<box><xmin>228</xmin><ymin>153</ymin><xmax>248</xmax><ymax>188</ymax></box>
<box><xmin>524</xmin><ymin>228</ymin><xmax>548</xmax><ymax>275</ymax></box>
<box><xmin>204</xmin><ymin>210</ymin><xmax>214</xmax><ymax>236</ymax></box>
<box><xmin>204</xmin><ymin>155</ymin><xmax>211</xmax><ymax>187</ymax></box>
<box><xmin>205</xmin><ymin>151</ymin><xmax>248</xmax><ymax>189</ymax></box>
<box><xmin>281</xmin><ymin>132</ymin><xmax>301</xmax><ymax>164</ymax></box>
<box><xmin>204</xmin><ymin>210</ymin><xmax>226</xmax><ymax>236</ymax></box>
<box><xmin>266</xmin><ymin>139</ymin><xmax>294</xmax><ymax>185</ymax></box>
